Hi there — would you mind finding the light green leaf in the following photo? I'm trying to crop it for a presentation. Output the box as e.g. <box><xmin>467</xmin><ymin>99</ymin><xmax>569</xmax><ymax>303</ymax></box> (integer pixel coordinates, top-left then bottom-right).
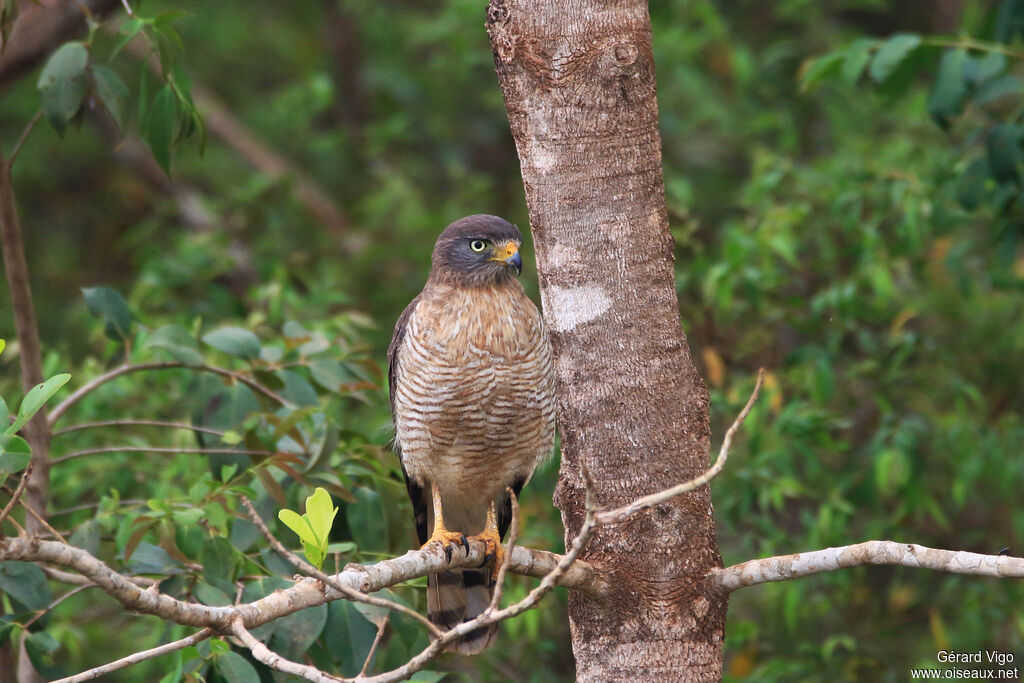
<box><xmin>0</xmin><ymin>339</ymin><xmax>5</xmax><ymax>356</ymax></box>
<box><xmin>0</xmin><ymin>437</ymin><xmax>32</xmax><ymax>476</ymax></box>
<box><xmin>305</xmin><ymin>487</ymin><xmax>337</xmax><ymax>544</ymax></box>
<box><xmin>840</xmin><ymin>38</ymin><xmax>875</xmax><ymax>85</ymax></box>
<box><xmin>277</xmin><ymin>509</ymin><xmax>319</xmax><ymax>548</ymax></box>
<box><xmin>202</xmin><ymin>326</ymin><xmax>261</xmax><ymax>360</ymax></box>
<box><xmin>7</xmin><ymin>373</ymin><xmax>71</xmax><ymax>435</ymax></box>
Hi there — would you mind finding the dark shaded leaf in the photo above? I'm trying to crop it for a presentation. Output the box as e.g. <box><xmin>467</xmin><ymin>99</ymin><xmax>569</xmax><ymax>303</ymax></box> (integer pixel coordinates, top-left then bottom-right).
<box><xmin>974</xmin><ymin>74</ymin><xmax>1022</xmax><ymax>106</ymax></box>
<box><xmin>271</xmin><ymin>602</ymin><xmax>328</xmax><ymax>660</ymax></box>
<box><xmin>927</xmin><ymin>49</ymin><xmax>968</xmax><ymax>128</ymax></box>
<box><xmin>36</xmin><ymin>42</ymin><xmax>89</xmax><ymax>135</ymax></box>
<box><xmin>325</xmin><ymin>600</ymin><xmax>377</xmax><ymax>676</ymax></box>
<box><xmin>0</xmin><ymin>562</ymin><xmax>53</xmax><ymax>611</ymax></box>
<box><xmin>90</xmin><ymin>65</ymin><xmax>129</xmax><ymax>129</ymax></box>
<box><xmin>145</xmin><ymin>84</ymin><xmax>176</xmax><ymax>172</ymax></box>
<box><xmin>82</xmin><ymin>286</ymin><xmax>133</xmax><ymax>341</ymax></box>
<box><xmin>347</xmin><ymin>487</ymin><xmax>388</xmax><ymax>553</ymax></box>
<box><xmin>987</xmin><ymin>124</ymin><xmax>1023</xmax><ymax>184</ymax></box>
<box><xmin>215</xmin><ymin>650</ymin><xmax>260</xmax><ymax>683</ymax></box>
<box><xmin>194</xmin><ymin>582</ymin><xmax>232</xmax><ymax>606</ymax></box>
<box><xmin>799</xmin><ymin>51</ymin><xmax>843</xmax><ymax>92</ymax></box>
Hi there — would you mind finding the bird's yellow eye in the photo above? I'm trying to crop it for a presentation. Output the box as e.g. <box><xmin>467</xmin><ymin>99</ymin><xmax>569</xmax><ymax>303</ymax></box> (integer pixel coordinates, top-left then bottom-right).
<box><xmin>470</xmin><ymin>240</ymin><xmax>487</xmax><ymax>253</ymax></box>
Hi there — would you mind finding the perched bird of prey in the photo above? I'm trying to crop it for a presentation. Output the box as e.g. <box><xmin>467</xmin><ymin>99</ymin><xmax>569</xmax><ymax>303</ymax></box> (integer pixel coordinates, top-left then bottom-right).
<box><xmin>388</xmin><ymin>214</ymin><xmax>556</xmax><ymax>654</ymax></box>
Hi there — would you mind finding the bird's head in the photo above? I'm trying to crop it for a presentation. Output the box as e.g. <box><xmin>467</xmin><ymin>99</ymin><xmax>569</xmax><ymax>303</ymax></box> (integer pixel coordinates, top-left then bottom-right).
<box><xmin>429</xmin><ymin>215</ymin><xmax>524</xmax><ymax>287</ymax></box>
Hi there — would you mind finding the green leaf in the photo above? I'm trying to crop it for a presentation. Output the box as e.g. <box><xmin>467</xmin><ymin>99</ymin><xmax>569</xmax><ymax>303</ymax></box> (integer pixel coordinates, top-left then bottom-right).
<box><xmin>144</xmin><ymin>324</ymin><xmax>203</xmax><ymax>366</ymax></box>
<box><xmin>348</xmin><ymin>487</ymin><xmax>388</xmax><ymax>553</ymax></box>
<box><xmin>82</xmin><ymin>286</ymin><xmax>133</xmax><ymax>341</ymax></box>
<box><xmin>840</xmin><ymin>39</ymin><xmax>875</xmax><ymax>85</ymax></box>
<box><xmin>202</xmin><ymin>326</ymin><xmax>261</xmax><ymax>360</ymax></box>
<box><xmin>277</xmin><ymin>509</ymin><xmax>319</xmax><ymax>548</ymax></box>
<box><xmin>987</xmin><ymin>125</ymin><xmax>1023</xmax><ymax>184</ymax></box>
<box><xmin>7</xmin><ymin>373</ymin><xmax>71</xmax><ymax>435</ymax></box>
<box><xmin>37</xmin><ymin>42</ymin><xmax>89</xmax><ymax>135</ymax></box>
<box><xmin>325</xmin><ymin>600</ymin><xmax>377</xmax><ymax>676</ymax></box>
<box><xmin>214</xmin><ymin>650</ymin><xmax>260</xmax><ymax>683</ymax></box>
<box><xmin>0</xmin><ymin>562</ymin><xmax>53</xmax><ymax>611</ymax></box>
<box><xmin>799</xmin><ymin>51</ymin><xmax>843</xmax><ymax>92</ymax></box>
<box><xmin>277</xmin><ymin>369</ymin><xmax>319</xmax><ymax>407</ymax></box>
<box><xmin>868</xmin><ymin>33</ymin><xmax>921</xmax><ymax>84</ymax></box>
<box><xmin>310</xmin><ymin>360</ymin><xmax>349</xmax><ymax>393</ymax></box>
<box><xmin>110</xmin><ymin>17</ymin><xmax>144</xmax><ymax>60</ymax></box>
<box><xmin>927</xmin><ymin>49</ymin><xmax>968</xmax><ymax>128</ymax></box>
<box><xmin>305</xmin><ymin>487</ymin><xmax>337</xmax><ymax>545</ymax></box>
<box><xmin>0</xmin><ymin>437</ymin><xmax>31</xmax><ymax>475</ymax></box>
<box><xmin>0</xmin><ymin>339</ymin><xmax>6</xmax><ymax>357</ymax></box>
<box><xmin>193</xmin><ymin>582</ymin><xmax>232</xmax><ymax>606</ymax></box>
<box><xmin>90</xmin><ymin>65</ymin><xmax>129</xmax><ymax>129</ymax></box>
<box><xmin>270</xmin><ymin>602</ymin><xmax>327</xmax><ymax>660</ymax></box>
<box><xmin>964</xmin><ymin>52</ymin><xmax>1006</xmax><ymax>87</ymax></box>
<box><xmin>974</xmin><ymin>74</ymin><xmax>1022</xmax><ymax>106</ymax></box>
<box><xmin>145</xmin><ymin>84</ymin><xmax>176</xmax><ymax>173</ymax></box>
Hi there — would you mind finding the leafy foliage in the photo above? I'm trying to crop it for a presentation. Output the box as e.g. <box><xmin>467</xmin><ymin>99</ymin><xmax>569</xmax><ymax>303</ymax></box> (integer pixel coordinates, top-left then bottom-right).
<box><xmin>0</xmin><ymin>0</ymin><xmax>1021</xmax><ymax>681</ymax></box>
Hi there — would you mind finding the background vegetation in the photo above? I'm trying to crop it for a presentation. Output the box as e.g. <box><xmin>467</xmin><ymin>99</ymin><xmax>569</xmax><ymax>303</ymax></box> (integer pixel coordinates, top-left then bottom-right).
<box><xmin>1</xmin><ymin>0</ymin><xmax>1021</xmax><ymax>680</ymax></box>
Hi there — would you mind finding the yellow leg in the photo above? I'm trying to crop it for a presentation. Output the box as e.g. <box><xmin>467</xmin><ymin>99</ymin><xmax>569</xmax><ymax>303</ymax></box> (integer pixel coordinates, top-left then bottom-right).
<box><xmin>421</xmin><ymin>481</ymin><xmax>469</xmax><ymax>562</ymax></box>
<box><xmin>468</xmin><ymin>500</ymin><xmax>504</xmax><ymax>571</ymax></box>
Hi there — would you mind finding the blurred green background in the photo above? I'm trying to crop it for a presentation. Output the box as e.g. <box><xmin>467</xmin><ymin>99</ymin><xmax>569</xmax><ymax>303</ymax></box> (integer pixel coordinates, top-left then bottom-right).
<box><xmin>1</xmin><ymin>0</ymin><xmax>1022</xmax><ymax>680</ymax></box>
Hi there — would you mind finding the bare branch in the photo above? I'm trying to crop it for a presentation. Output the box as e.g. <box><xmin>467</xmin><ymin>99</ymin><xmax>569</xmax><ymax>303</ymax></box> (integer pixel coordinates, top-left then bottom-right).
<box><xmin>53</xmin><ymin>446</ymin><xmax>274</xmax><ymax>465</ymax></box>
<box><xmin>595</xmin><ymin>368</ymin><xmax>764</xmax><ymax>526</ymax></box>
<box><xmin>1</xmin><ymin>485</ymin><xmax>65</xmax><ymax>542</ymax></box>
<box><xmin>233</xmin><ymin>618</ymin><xmax>344</xmax><ymax>683</ymax></box>
<box><xmin>48</xmin><ymin>362</ymin><xmax>290</xmax><ymax>426</ymax></box>
<box><xmin>711</xmin><ymin>540</ymin><xmax>1024</xmax><ymax>593</ymax></box>
<box><xmin>239</xmin><ymin>497</ymin><xmax>443</xmax><ymax>637</ymax></box>
<box><xmin>39</xmin><ymin>564</ymin><xmax>156</xmax><ymax>589</ymax></box>
<box><xmin>359</xmin><ymin>613</ymin><xmax>389</xmax><ymax>676</ymax></box>
<box><xmin>53</xmin><ymin>419</ymin><xmax>225</xmax><ymax>438</ymax></box>
<box><xmin>7</xmin><ymin>110</ymin><xmax>42</xmax><ymax>169</ymax></box>
<box><xmin>0</xmin><ymin>461</ymin><xmax>34</xmax><ymax>531</ymax></box>
<box><xmin>52</xmin><ymin>627</ymin><xmax>213</xmax><ymax>683</ymax></box>
<box><xmin>0</xmin><ymin>536</ymin><xmax>603</xmax><ymax>633</ymax></box>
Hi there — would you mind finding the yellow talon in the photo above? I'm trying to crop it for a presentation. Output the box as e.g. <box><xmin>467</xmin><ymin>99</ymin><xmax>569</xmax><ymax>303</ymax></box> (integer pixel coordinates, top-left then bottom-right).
<box><xmin>423</xmin><ymin>481</ymin><xmax>469</xmax><ymax>562</ymax></box>
<box><xmin>467</xmin><ymin>500</ymin><xmax>504</xmax><ymax>571</ymax></box>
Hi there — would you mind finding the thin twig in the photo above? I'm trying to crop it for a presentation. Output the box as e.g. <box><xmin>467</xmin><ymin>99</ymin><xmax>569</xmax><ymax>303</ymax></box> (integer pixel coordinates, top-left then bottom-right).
<box><xmin>53</xmin><ymin>445</ymin><xmax>274</xmax><ymax>465</ymax></box>
<box><xmin>52</xmin><ymin>627</ymin><xmax>213</xmax><ymax>683</ymax></box>
<box><xmin>53</xmin><ymin>419</ymin><xmax>225</xmax><ymax>437</ymax></box>
<box><xmin>47</xmin><ymin>362</ymin><xmax>291</xmax><ymax>426</ymax></box>
<box><xmin>0</xmin><ymin>484</ymin><xmax>65</xmax><ymax>542</ymax></box>
<box><xmin>359</xmin><ymin>613</ymin><xmax>389</xmax><ymax>676</ymax></box>
<box><xmin>594</xmin><ymin>368</ymin><xmax>764</xmax><ymax>526</ymax></box>
<box><xmin>488</xmin><ymin>488</ymin><xmax>519</xmax><ymax>611</ymax></box>
<box><xmin>0</xmin><ymin>461</ymin><xmax>34</xmax><ymax>530</ymax></box>
<box><xmin>7</xmin><ymin>111</ymin><xmax>43</xmax><ymax>169</ymax></box>
<box><xmin>21</xmin><ymin>584</ymin><xmax>90</xmax><ymax>629</ymax></box>
<box><xmin>239</xmin><ymin>497</ymin><xmax>443</xmax><ymax>637</ymax></box>
<box><xmin>233</xmin><ymin>618</ymin><xmax>343</xmax><ymax>682</ymax></box>
<box><xmin>119</xmin><ymin>0</ymin><xmax>133</xmax><ymax>16</ymax></box>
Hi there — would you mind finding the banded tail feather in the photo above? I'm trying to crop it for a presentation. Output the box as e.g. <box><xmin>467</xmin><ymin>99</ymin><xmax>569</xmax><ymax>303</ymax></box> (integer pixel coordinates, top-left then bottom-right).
<box><xmin>427</xmin><ymin>567</ymin><xmax>498</xmax><ymax>654</ymax></box>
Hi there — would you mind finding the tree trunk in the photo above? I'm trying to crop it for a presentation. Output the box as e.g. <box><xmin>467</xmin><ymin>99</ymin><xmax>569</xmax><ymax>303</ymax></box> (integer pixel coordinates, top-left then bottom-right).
<box><xmin>487</xmin><ymin>2</ymin><xmax>725</xmax><ymax>681</ymax></box>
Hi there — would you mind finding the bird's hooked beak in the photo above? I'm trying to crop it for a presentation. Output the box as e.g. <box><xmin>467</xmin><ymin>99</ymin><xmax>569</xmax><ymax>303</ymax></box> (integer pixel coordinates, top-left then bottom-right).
<box><xmin>490</xmin><ymin>240</ymin><xmax>522</xmax><ymax>275</ymax></box>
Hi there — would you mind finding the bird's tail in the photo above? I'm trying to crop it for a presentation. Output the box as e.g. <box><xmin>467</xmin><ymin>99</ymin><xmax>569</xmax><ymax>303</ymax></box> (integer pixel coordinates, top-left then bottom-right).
<box><xmin>427</xmin><ymin>567</ymin><xmax>497</xmax><ymax>654</ymax></box>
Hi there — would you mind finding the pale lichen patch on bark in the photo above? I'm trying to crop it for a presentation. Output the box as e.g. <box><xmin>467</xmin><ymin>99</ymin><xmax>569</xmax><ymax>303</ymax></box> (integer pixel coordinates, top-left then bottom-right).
<box><xmin>543</xmin><ymin>285</ymin><xmax>612</xmax><ymax>332</ymax></box>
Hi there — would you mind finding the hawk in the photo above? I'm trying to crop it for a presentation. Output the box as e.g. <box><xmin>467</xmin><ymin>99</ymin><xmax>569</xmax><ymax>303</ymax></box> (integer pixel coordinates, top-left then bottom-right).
<box><xmin>388</xmin><ymin>214</ymin><xmax>556</xmax><ymax>654</ymax></box>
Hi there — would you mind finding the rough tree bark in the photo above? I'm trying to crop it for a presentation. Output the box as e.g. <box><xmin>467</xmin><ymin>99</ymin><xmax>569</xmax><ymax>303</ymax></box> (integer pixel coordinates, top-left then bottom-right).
<box><xmin>487</xmin><ymin>2</ymin><xmax>725</xmax><ymax>680</ymax></box>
